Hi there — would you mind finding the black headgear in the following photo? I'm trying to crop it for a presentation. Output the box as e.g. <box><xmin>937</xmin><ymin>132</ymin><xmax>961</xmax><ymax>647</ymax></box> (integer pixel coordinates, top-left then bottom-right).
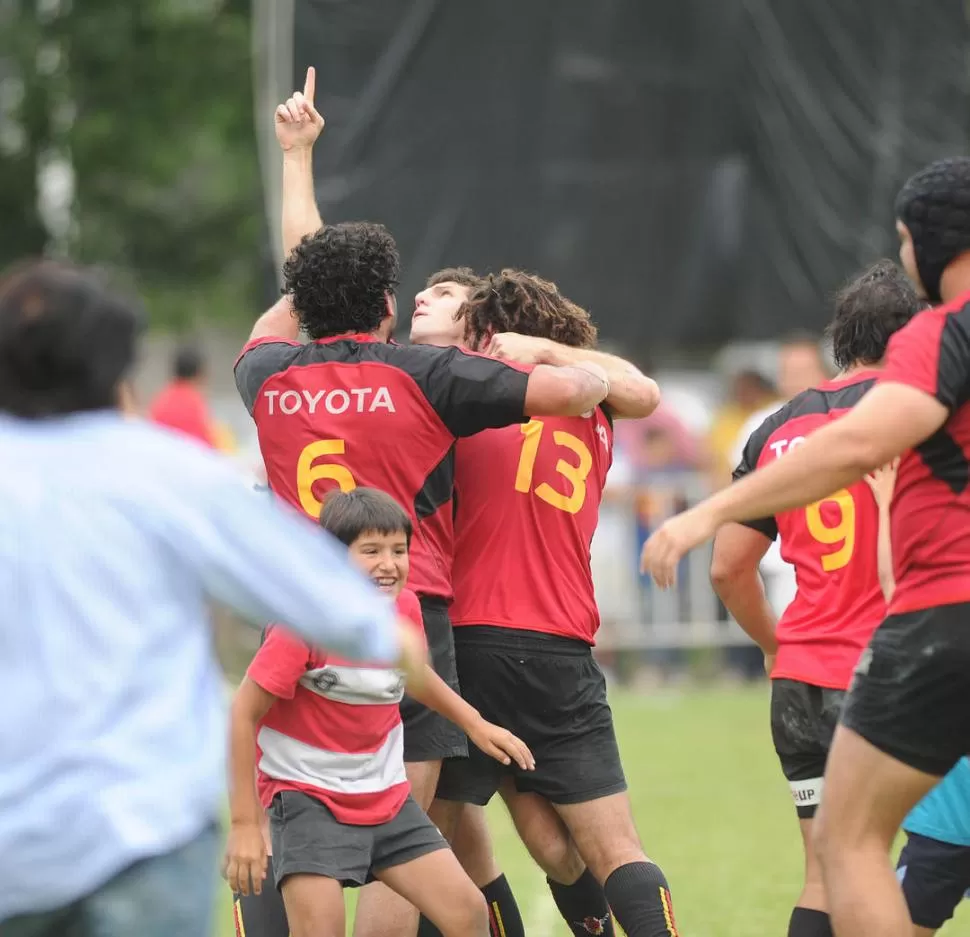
<box><xmin>895</xmin><ymin>158</ymin><xmax>970</xmax><ymax>304</ymax></box>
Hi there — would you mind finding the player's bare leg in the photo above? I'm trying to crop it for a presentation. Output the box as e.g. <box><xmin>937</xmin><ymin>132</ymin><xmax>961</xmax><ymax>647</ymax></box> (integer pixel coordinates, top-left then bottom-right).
<box><xmin>814</xmin><ymin>726</ymin><xmax>939</xmax><ymax>937</ymax></box>
<box><xmin>373</xmin><ymin>849</ymin><xmax>489</xmax><ymax>937</ymax></box>
<box><xmin>501</xmin><ymin>782</ymin><xmax>616</xmax><ymax>937</ymax></box>
<box><xmin>555</xmin><ymin>792</ymin><xmax>678</xmax><ymax>937</ymax></box>
<box><xmin>280</xmin><ymin>873</ymin><xmax>345</xmax><ymax>937</ymax></box>
<box><xmin>785</xmin><ymin>816</ymin><xmax>831</xmax><ymax>937</ymax></box>
<box><xmin>418</xmin><ymin>799</ymin><xmax>526</xmax><ymax>937</ymax></box>
<box><xmin>353</xmin><ymin>761</ymin><xmax>442</xmax><ymax>937</ymax></box>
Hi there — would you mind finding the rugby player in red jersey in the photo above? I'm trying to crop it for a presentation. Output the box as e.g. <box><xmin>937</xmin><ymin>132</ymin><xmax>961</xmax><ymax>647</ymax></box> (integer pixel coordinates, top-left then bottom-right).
<box><xmin>414</xmin><ymin>270</ymin><xmax>676</xmax><ymax>937</ymax></box>
<box><xmin>709</xmin><ymin>261</ymin><xmax>926</xmax><ymax>937</ymax></box>
<box><xmin>641</xmin><ymin>157</ymin><xmax>970</xmax><ymax>937</ymax></box>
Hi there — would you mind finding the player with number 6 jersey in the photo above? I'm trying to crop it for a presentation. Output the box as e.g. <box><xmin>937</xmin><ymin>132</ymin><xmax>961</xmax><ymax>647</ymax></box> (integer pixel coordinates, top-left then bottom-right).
<box><xmin>709</xmin><ymin>260</ymin><xmax>927</xmax><ymax>937</ymax></box>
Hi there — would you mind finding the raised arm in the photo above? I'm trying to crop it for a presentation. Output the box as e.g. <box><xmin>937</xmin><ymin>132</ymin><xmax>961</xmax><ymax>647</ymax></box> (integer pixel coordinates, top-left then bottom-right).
<box><xmin>247</xmin><ymin>294</ymin><xmax>301</xmax><ymax>344</ymax></box>
<box><xmin>487</xmin><ymin>333</ymin><xmax>660</xmax><ymax>419</ymax></box>
<box><xmin>275</xmin><ymin>67</ymin><xmax>326</xmax><ymax>258</ymax></box>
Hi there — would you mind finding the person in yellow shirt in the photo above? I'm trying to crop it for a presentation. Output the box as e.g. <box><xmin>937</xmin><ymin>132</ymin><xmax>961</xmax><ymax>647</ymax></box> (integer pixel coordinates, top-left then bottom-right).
<box><xmin>708</xmin><ymin>369</ymin><xmax>778</xmax><ymax>487</ymax></box>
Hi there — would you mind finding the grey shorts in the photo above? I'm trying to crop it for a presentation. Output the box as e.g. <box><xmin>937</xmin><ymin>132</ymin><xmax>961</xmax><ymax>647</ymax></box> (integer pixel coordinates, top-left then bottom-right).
<box><xmin>267</xmin><ymin>791</ymin><xmax>447</xmax><ymax>888</ymax></box>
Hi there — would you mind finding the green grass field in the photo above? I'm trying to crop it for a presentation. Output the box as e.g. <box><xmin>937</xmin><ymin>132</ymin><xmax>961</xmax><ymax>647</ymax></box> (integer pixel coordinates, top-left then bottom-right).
<box><xmin>213</xmin><ymin>684</ymin><xmax>970</xmax><ymax>936</ymax></box>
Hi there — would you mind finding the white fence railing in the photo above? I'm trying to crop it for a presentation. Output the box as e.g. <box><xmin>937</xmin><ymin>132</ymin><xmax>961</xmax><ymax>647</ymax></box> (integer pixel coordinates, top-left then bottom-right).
<box><xmin>591</xmin><ymin>471</ymin><xmax>762</xmax><ymax>651</ymax></box>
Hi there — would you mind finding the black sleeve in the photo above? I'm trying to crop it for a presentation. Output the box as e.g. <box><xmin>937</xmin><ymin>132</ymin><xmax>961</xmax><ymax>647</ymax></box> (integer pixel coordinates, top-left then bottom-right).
<box><xmin>731</xmin><ymin>418</ymin><xmax>779</xmax><ymax>542</ymax></box>
<box><xmin>234</xmin><ymin>341</ymin><xmax>303</xmax><ymax>415</ymax></box>
<box><xmin>936</xmin><ymin>311</ymin><xmax>970</xmax><ymax>410</ymax></box>
<box><xmin>393</xmin><ymin>345</ymin><xmax>530</xmax><ymax>438</ymax></box>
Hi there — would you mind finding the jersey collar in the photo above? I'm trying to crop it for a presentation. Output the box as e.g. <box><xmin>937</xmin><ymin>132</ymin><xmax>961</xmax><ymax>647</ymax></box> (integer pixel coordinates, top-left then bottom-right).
<box><xmin>314</xmin><ymin>333</ymin><xmax>384</xmax><ymax>345</ymax></box>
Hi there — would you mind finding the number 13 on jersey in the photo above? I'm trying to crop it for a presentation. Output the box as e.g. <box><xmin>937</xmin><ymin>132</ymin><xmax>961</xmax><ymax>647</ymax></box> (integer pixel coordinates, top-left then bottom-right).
<box><xmin>514</xmin><ymin>419</ymin><xmax>594</xmax><ymax>515</ymax></box>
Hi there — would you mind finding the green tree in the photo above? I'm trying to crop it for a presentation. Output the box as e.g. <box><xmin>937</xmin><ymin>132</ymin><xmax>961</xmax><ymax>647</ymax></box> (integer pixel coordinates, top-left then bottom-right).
<box><xmin>0</xmin><ymin>0</ymin><xmax>264</xmax><ymax>328</ymax></box>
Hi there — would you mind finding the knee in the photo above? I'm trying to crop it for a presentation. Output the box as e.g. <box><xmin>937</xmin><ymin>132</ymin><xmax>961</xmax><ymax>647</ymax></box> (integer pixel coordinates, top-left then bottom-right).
<box><xmin>582</xmin><ymin>831</ymin><xmax>646</xmax><ymax>884</ymax></box>
<box><xmin>546</xmin><ymin>840</ymin><xmax>588</xmax><ymax>885</ymax></box>
<box><xmin>439</xmin><ymin>887</ymin><xmax>489</xmax><ymax>937</ymax></box>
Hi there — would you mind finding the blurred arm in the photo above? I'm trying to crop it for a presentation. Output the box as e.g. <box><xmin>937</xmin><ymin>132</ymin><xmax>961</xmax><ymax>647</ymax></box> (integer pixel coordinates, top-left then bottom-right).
<box><xmin>874</xmin><ymin>497</ymin><xmax>895</xmax><ymax>604</ymax></box>
<box><xmin>187</xmin><ymin>472</ymin><xmax>401</xmax><ymax>665</ymax></box>
<box><xmin>710</xmin><ymin>523</ymin><xmax>777</xmax><ymax>655</ymax></box>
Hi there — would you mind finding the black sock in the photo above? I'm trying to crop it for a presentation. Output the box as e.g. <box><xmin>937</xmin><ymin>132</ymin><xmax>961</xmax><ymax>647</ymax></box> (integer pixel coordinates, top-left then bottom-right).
<box><xmin>418</xmin><ymin>875</ymin><xmax>525</xmax><ymax>937</ymax></box>
<box><xmin>604</xmin><ymin>861</ymin><xmax>679</xmax><ymax>937</ymax></box>
<box><xmin>417</xmin><ymin>914</ymin><xmax>443</xmax><ymax>937</ymax></box>
<box><xmin>548</xmin><ymin>868</ymin><xmax>616</xmax><ymax>937</ymax></box>
<box><xmin>788</xmin><ymin>907</ymin><xmax>833</xmax><ymax>937</ymax></box>
<box><xmin>233</xmin><ymin>888</ymin><xmax>290</xmax><ymax>937</ymax></box>
<box><xmin>482</xmin><ymin>874</ymin><xmax>526</xmax><ymax>937</ymax></box>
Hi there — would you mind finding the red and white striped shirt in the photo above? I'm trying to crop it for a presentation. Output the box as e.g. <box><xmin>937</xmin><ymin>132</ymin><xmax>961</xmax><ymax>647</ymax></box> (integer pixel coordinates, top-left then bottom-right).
<box><xmin>248</xmin><ymin>590</ymin><xmax>424</xmax><ymax>825</ymax></box>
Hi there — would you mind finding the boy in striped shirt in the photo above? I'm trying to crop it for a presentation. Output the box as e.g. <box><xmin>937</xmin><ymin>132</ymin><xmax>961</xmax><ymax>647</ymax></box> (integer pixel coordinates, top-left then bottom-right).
<box><xmin>225</xmin><ymin>488</ymin><xmax>533</xmax><ymax>937</ymax></box>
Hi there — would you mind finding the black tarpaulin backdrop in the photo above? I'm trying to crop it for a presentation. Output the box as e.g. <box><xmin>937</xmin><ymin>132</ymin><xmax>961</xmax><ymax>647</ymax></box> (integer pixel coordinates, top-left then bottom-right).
<box><xmin>279</xmin><ymin>0</ymin><xmax>968</xmax><ymax>350</ymax></box>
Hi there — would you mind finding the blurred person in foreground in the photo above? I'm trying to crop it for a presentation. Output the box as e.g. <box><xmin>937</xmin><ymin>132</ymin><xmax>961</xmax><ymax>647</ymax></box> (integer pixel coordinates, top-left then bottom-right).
<box><xmin>413</xmin><ymin>271</ymin><xmax>678</xmax><ymax>937</ymax></box>
<box><xmin>227</xmin><ymin>488</ymin><xmax>533</xmax><ymax>937</ymax></box>
<box><xmin>709</xmin><ymin>260</ymin><xmax>926</xmax><ymax>937</ymax></box>
<box><xmin>0</xmin><ymin>260</ymin><xmax>422</xmax><ymax>937</ymax></box>
<box><xmin>148</xmin><ymin>343</ymin><xmax>218</xmax><ymax>447</ymax></box>
<box><xmin>642</xmin><ymin>157</ymin><xmax>970</xmax><ymax>937</ymax></box>
<box><xmin>239</xmin><ymin>70</ymin><xmax>609</xmax><ymax>937</ymax></box>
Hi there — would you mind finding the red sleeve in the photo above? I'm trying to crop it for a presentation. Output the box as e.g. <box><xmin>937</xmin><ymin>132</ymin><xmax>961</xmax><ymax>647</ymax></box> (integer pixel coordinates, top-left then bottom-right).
<box><xmin>880</xmin><ymin>310</ymin><xmax>948</xmax><ymax>400</ymax></box>
<box><xmin>395</xmin><ymin>589</ymin><xmax>428</xmax><ymax>652</ymax></box>
<box><xmin>246</xmin><ymin>625</ymin><xmax>315</xmax><ymax>699</ymax></box>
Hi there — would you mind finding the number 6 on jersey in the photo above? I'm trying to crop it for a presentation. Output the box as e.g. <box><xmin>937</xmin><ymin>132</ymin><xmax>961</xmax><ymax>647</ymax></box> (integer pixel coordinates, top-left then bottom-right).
<box><xmin>297</xmin><ymin>439</ymin><xmax>356</xmax><ymax>517</ymax></box>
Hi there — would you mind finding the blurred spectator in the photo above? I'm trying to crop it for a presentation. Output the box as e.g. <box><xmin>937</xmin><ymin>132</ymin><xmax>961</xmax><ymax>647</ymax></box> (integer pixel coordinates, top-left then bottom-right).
<box><xmin>775</xmin><ymin>331</ymin><xmax>831</xmax><ymax>399</ymax></box>
<box><xmin>0</xmin><ymin>261</ymin><xmax>405</xmax><ymax>937</ymax></box>
<box><xmin>708</xmin><ymin>369</ymin><xmax>778</xmax><ymax>486</ymax></box>
<box><xmin>590</xmin><ymin>438</ymin><xmax>639</xmax><ymax>679</ymax></box>
<box><xmin>148</xmin><ymin>345</ymin><xmax>221</xmax><ymax>448</ymax></box>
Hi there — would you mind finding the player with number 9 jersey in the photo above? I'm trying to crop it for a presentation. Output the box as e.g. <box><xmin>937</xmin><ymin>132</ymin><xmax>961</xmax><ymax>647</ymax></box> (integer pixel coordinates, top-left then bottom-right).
<box><xmin>730</xmin><ymin>373</ymin><xmax>887</xmax><ymax>819</ymax></box>
<box><xmin>733</xmin><ymin>373</ymin><xmax>885</xmax><ymax>694</ymax></box>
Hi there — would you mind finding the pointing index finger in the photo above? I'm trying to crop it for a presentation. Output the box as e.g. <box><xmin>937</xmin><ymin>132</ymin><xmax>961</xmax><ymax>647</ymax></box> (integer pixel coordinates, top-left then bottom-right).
<box><xmin>303</xmin><ymin>66</ymin><xmax>316</xmax><ymax>103</ymax></box>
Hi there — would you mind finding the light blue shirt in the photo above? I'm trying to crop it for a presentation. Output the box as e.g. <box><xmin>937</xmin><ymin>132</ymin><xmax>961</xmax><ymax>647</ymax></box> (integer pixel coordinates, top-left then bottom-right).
<box><xmin>903</xmin><ymin>758</ymin><xmax>970</xmax><ymax>846</ymax></box>
<box><xmin>0</xmin><ymin>412</ymin><xmax>399</xmax><ymax>920</ymax></box>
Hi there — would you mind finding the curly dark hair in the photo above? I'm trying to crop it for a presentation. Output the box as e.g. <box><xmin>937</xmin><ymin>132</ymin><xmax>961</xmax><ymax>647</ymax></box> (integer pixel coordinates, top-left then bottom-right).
<box><xmin>826</xmin><ymin>259</ymin><xmax>928</xmax><ymax>370</ymax></box>
<box><xmin>425</xmin><ymin>266</ymin><xmax>485</xmax><ymax>291</ymax></box>
<box><xmin>0</xmin><ymin>260</ymin><xmax>143</xmax><ymax>418</ymax></box>
<box><xmin>283</xmin><ymin>222</ymin><xmax>401</xmax><ymax>340</ymax></box>
<box><xmin>462</xmin><ymin>269</ymin><xmax>597</xmax><ymax>351</ymax></box>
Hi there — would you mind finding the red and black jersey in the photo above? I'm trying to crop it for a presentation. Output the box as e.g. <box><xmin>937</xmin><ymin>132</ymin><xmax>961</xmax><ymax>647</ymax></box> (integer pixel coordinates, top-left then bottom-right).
<box><xmin>879</xmin><ymin>290</ymin><xmax>970</xmax><ymax>615</ymax></box>
<box><xmin>235</xmin><ymin>334</ymin><xmax>530</xmax><ymax>601</ymax></box>
<box><xmin>733</xmin><ymin>372</ymin><xmax>885</xmax><ymax>690</ymax></box>
<box><xmin>450</xmin><ymin>409</ymin><xmax>613</xmax><ymax>645</ymax></box>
